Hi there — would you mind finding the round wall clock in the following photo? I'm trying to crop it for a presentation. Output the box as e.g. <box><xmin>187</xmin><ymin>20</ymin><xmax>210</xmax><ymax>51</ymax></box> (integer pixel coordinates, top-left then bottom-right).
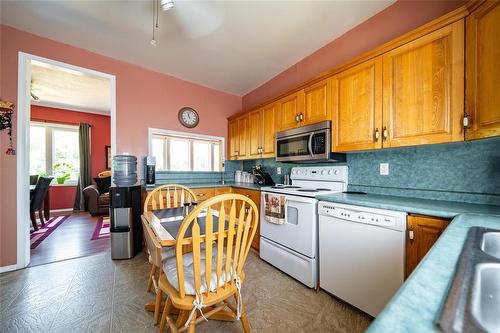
<box><xmin>178</xmin><ymin>107</ymin><xmax>199</xmax><ymax>128</ymax></box>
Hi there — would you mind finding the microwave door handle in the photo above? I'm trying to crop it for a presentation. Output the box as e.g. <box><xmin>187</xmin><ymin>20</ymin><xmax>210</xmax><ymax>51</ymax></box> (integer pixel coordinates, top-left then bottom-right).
<box><xmin>308</xmin><ymin>132</ymin><xmax>314</xmax><ymax>157</ymax></box>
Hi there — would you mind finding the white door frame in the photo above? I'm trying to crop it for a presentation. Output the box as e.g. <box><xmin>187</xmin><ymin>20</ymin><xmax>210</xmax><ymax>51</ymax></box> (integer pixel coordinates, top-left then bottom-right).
<box><xmin>11</xmin><ymin>52</ymin><xmax>117</xmax><ymax>271</ymax></box>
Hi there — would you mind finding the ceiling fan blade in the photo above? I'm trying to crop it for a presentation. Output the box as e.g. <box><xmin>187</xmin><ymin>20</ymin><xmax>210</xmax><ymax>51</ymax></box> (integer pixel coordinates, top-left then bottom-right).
<box><xmin>172</xmin><ymin>1</ymin><xmax>224</xmax><ymax>39</ymax></box>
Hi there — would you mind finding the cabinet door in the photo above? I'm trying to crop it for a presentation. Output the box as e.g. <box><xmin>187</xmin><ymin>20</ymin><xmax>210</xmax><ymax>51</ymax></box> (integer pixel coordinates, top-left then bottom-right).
<box><xmin>233</xmin><ymin>188</ymin><xmax>261</xmax><ymax>251</ymax></box>
<box><xmin>248</xmin><ymin>109</ymin><xmax>262</xmax><ymax>158</ymax></box>
<box><xmin>465</xmin><ymin>2</ymin><xmax>500</xmax><ymax>140</ymax></box>
<box><xmin>406</xmin><ymin>214</ymin><xmax>449</xmax><ymax>278</ymax></box>
<box><xmin>237</xmin><ymin>114</ymin><xmax>249</xmax><ymax>159</ymax></box>
<box><xmin>332</xmin><ymin>57</ymin><xmax>383</xmax><ymax>152</ymax></box>
<box><xmin>303</xmin><ymin>78</ymin><xmax>332</xmax><ymax>126</ymax></box>
<box><xmin>277</xmin><ymin>92</ymin><xmax>302</xmax><ymax>131</ymax></box>
<box><xmin>261</xmin><ymin>103</ymin><xmax>277</xmax><ymax>158</ymax></box>
<box><xmin>228</xmin><ymin>119</ymin><xmax>239</xmax><ymax>160</ymax></box>
<box><xmin>383</xmin><ymin>21</ymin><xmax>464</xmax><ymax>148</ymax></box>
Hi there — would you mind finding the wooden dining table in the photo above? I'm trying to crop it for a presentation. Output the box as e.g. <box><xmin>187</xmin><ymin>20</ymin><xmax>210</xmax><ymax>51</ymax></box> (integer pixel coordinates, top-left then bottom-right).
<box><xmin>30</xmin><ymin>184</ymin><xmax>51</xmax><ymax>220</ymax></box>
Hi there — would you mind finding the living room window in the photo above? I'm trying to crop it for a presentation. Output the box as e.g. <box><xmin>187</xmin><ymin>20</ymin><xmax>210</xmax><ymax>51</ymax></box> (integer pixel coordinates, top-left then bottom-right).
<box><xmin>29</xmin><ymin>122</ymin><xmax>80</xmax><ymax>184</ymax></box>
<box><xmin>149</xmin><ymin>129</ymin><xmax>223</xmax><ymax>172</ymax></box>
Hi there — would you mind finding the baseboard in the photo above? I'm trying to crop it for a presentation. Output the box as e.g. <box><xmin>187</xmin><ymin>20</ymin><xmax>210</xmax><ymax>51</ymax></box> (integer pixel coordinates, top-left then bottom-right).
<box><xmin>0</xmin><ymin>263</ymin><xmax>20</xmax><ymax>273</ymax></box>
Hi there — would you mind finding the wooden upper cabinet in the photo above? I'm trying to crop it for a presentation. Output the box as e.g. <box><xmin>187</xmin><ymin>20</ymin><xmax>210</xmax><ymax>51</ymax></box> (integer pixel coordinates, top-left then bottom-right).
<box><xmin>237</xmin><ymin>114</ymin><xmax>249</xmax><ymax>159</ymax></box>
<box><xmin>248</xmin><ymin>109</ymin><xmax>262</xmax><ymax>158</ymax></box>
<box><xmin>261</xmin><ymin>103</ymin><xmax>277</xmax><ymax>158</ymax></box>
<box><xmin>382</xmin><ymin>20</ymin><xmax>465</xmax><ymax>148</ymax></box>
<box><xmin>332</xmin><ymin>57</ymin><xmax>383</xmax><ymax>152</ymax></box>
<box><xmin>406</xmin><ymin>214</ymin><xmax>449</xmax><ymax>278</ymax></box>
<box><xmin>228</xmin><ymin>119</ymin><xmax>239</xmax><ymax>160</ymax></box>
<box><xmin>303</xmin><ymin>78</ymin><xmax>332</xmax><ymax>126</ymax></box>
<box><xmin>277</xmin><ymin>92</ymin><xmax>303</xmax><ymax>131</ymax></box>
<box><xmin>465</xmin><ymin>1</ymin><xmax>500</xmax><ymax>140</ymax></box>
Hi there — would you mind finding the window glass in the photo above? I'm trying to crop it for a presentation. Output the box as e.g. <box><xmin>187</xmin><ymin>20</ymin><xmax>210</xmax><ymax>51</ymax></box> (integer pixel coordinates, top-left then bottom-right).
<box><xmin>169</xmin><ymin>138</ymin><xmax>189</xmax><ymax>171</ymax></box>
<box><xmin>52</xmin><ymin>129</ymin><xmax>79</xmax><ymax>181</ymax></box>
<box><xmin>152</xmin><ymin>137</ymin><xmax>165</xmax><ymax>170</ymax></box>
<box><xmin>30</xmin><ymin>125</ymin><xmax>46</xmax><ymax>175</ymax></box>
<box><xmin>149</xmin><ymin>131</ymin><xmax>223</xmax><ymax>172</ymax></box>
<box><xmin>193</xmin><ymin>141</ymin><xmax>210</xmax><ymax>171</ymax></box>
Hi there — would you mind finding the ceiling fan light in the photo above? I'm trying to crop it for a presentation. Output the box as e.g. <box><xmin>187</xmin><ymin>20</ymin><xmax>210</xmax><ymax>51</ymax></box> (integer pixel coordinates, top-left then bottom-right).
<box><xmin>160</xmin><ymin>0</ymin><xmax>174</xmax><ymax>11</ymax></box>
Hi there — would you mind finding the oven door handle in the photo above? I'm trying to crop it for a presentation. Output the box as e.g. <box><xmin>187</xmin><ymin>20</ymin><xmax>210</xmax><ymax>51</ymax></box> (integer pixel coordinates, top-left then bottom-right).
<box><xmin>308</xmin><ymin>132</ymin><xmax>314</xmax><ymax>157</ymax></box>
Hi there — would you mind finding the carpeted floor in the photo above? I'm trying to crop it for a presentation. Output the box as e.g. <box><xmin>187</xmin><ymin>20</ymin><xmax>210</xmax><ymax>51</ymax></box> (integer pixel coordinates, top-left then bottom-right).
<box><xmin>0</xmin><ymin>250</ymin><xmax>372</xmax><ymax>333</ymax></box>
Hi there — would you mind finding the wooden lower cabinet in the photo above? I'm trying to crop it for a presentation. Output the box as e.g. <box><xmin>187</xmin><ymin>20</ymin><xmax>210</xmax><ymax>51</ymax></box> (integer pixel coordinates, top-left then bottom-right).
<box><xmin>406</xmin><ymin>214</ymin><xmax>450</xmax><ymax>278</ymax></box>
<box><xmin>191</xmin><ymin>188</ymin><xmax>215</xmax><ymax>203</ymax></box>
<box><xmin>232</xmin><ymin>188</ymin><xmax>261</xmax><ymax>252</ymax></box>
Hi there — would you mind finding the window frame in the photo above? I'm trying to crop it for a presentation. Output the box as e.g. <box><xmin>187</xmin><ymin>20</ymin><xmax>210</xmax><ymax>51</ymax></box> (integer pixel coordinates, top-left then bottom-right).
<box><xmin>148</xmin><ymin>128</ymin><xmax>225</xmax><ymax>172</ymax></box>
<box><xmin>30</xmin><ymin>121</ymin><xmax>80</xmax><ymax>185</ymax></box>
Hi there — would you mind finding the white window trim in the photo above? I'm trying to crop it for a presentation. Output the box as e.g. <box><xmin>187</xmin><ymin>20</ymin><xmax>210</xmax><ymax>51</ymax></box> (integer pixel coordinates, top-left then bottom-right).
<box><xmin>148</xmin><ymin>128</ymin><xmax>225</xmax><ymax>172</ymax></box>
<box><xmin>30</xmin><ymin>121</ymin><xmax>80</xmax><ymax>183</ymax></box>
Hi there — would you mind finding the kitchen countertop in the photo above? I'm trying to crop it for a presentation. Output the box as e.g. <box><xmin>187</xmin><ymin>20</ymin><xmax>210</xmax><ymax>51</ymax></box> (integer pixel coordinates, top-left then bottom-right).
<box><xmin>144</xmin><ymin>182</ymin><xmax>263</xmax><ymax>191</ymax></box>
<box><xmin>316</xmin><ymin>193</ymin><xmax>500</xmax><ymax>218</ymax></box>
<box><xmin>366</xmin><ymin>213</ymin><xmax>500</xmax><ymax>333</ymax></box>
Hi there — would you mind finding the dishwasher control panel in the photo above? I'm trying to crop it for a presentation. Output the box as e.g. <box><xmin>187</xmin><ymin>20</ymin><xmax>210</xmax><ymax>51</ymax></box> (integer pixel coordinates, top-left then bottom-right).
<box><xmin>319</xmin><ymin>202</ymin><xmax>407</xmax><ymax>231</ymax></box>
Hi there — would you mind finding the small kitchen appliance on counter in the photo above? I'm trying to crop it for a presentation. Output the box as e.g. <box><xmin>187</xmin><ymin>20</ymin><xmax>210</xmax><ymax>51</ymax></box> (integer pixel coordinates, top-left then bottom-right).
<box><xmin>252</xmin><ymin>165</ymin><xmax>275</xmax><ymax>186</ymax></box>
<box><xmin>144</xmin><ymin>155</ymin><xmax>156</xmax><ymax>185</ymax></box>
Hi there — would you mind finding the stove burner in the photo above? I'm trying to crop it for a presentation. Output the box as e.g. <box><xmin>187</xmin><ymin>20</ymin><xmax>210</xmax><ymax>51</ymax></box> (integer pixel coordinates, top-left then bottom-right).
<box><xmin>271</xmin><ymin>185</ymin><xmax>300</xmax><ymax>189</ymax></box>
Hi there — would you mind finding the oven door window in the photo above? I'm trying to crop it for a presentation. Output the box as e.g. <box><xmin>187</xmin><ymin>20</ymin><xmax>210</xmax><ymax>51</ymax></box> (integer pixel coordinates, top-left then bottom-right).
<box><xmin>277</xmin><ymin>135</ymin><xmax>310</xmax><ymax>158</ymax></box>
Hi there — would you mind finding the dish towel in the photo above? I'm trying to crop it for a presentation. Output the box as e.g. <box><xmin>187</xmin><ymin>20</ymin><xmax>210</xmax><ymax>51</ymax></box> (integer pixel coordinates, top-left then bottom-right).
<box><xmin>264</xmin><ymin>193</ymin><xmax>286</xmax><ymax>225</ymax></box>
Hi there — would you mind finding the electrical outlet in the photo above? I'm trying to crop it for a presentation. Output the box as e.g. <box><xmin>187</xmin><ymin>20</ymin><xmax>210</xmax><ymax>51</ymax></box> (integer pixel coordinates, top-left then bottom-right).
<box><xmin>380</xmin><ymin>163</ymin><xmax>389</xmax><ymax>176</ymax></box>
<box><xmin>277</xmin><ymin>167</ymin><xmax>282</xmax><ymax>175</ymax></box>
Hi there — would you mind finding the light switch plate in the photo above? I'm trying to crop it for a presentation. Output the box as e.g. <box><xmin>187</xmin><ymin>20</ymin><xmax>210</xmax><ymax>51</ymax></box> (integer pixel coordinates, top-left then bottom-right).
<box><xmin>277</xmin><ymin>167</ymin><xmax>282</xmax><ymax>175</ymax></box>
<box><xmin>380</xmin><ymin>163</ymin><xmax>389</xmax><ymax>176</ymax></box>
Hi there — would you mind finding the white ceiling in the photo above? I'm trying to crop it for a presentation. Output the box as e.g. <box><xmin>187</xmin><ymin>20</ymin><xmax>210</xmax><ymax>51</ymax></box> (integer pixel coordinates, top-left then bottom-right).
<box><xmin>2</xmin><ymin>1</ymin><xmax>395</xmax><ymax>95</ymax></box>
<box><xmin>30</xmin><ymin>60</ymin><xmax>111</xmax><ymax>114</ymax></box>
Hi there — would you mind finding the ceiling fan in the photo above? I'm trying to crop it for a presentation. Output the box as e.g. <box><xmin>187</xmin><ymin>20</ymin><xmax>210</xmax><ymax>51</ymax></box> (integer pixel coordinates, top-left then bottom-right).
<box><xmin>150</xmin><ymin>0</ymin><xmax>224</xmax><ymax>45</ymax></box>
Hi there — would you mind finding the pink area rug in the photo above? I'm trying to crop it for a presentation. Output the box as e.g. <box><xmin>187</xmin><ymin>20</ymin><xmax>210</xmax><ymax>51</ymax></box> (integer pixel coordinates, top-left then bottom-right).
<box><xmin>30</xmin><ymin>215</ymin><xmax>70</xmax><ymax>250</ymax></box>
<box><xmin>91</xmin><ymin>216</ymin><xmax>110</xmax><ymax>240</ymax></box>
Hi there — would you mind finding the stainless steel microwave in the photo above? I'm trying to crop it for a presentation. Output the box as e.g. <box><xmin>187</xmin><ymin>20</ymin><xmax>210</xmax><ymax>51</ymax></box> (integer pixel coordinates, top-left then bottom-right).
<box><xmin>276</xmin><ymin>121</ymin><xmax>331</xmax><ymax>162</ymax></box>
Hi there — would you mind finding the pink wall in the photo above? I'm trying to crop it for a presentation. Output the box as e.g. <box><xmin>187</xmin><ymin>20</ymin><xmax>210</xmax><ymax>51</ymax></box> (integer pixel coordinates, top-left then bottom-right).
<box><xmin>242</xmin><ymin>0</ymin><xmax>465</xmax><ymax>110</ymax></box>
<box><xmin>0</xmin><ymin>25</ymin><xmax>241</xmax><ymax>266</ymax></box>
<box><xmin>31</xmin><ymin>105</ymin><xmax>111</xmax><ymax>210</ymax></box>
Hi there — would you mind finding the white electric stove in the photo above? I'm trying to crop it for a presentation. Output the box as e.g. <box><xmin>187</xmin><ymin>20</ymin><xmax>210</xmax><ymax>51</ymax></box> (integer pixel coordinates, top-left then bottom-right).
<box><xmin>259</xmin><ymin>166</ymin><xmax>348</xmax><ymax>288</ymax></box>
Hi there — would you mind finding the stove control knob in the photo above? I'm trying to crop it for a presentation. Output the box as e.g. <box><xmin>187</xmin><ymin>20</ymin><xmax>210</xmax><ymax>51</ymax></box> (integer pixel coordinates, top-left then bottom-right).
<box><xmin>320</xmin><ymin>170</ymin><xmax>325</xmax><ymax>175</ymax></box>
<box><xmin>327</xmin><ymin>170</ymin><xmax>332</xmax><ymax>175</ymax></box>
<box><xmin>333</xmin><ymin>170</ymin><xmax>339</xmax><ymax>175</ymax></box>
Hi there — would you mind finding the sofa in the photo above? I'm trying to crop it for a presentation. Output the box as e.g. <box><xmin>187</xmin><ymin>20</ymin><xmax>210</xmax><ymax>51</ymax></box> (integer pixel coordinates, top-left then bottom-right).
<box><xmin>83</xmin><ymin>176</ymin><xmax>111</xmax><ymax>215</ymax></box>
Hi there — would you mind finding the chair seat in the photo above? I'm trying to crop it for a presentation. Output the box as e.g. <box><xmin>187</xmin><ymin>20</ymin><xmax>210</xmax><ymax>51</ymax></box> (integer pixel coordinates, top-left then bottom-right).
<box><xmin>162</xmin><ymin>248</ymin><xmax>235</xmax><ymax>296</ymax></box>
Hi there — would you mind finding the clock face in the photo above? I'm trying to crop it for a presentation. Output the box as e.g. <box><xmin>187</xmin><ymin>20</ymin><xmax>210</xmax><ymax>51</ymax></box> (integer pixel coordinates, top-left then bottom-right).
<box><xmin>178</xmin><ymin>107</ymin><xmax>199</xmax><ymax>128</ymax></box>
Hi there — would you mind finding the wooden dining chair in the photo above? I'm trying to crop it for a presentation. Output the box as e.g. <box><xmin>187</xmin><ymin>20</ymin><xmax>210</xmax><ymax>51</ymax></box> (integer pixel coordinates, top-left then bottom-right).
<box><xmin>143</xmin><ymin>185</ymin><xmax>197</xmax><ymax>294</ymax></box>
<box><xmin>158</xmin><ymin>193</ymin><xmax>259</xmax><ymax>333</ymax></box>
<box><xmin>30</xmin><ymin>176</ymin><xmax>53</xmax><ymax>231</ymax></box>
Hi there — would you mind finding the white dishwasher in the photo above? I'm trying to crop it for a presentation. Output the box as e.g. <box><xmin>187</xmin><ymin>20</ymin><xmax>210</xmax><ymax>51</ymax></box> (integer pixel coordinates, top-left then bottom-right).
<box><xmin>318</xmin><ymin>201</ymin><xmax>407</xmax><ymax>317</ymax></box>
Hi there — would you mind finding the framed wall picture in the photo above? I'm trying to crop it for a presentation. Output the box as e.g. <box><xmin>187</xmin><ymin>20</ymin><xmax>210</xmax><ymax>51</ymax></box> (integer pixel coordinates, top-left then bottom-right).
<box><xmin>105</xmin><ymin>145</ymin><xmax>111</xmax><ymax>169</ymax></box>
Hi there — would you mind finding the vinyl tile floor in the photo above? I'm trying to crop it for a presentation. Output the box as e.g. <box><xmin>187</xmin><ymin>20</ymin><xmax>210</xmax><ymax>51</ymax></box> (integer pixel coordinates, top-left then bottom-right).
<box><xmin>0</xmin><ymin>251</ymin><xmax>372</xmax><ymax>333</ymax></box>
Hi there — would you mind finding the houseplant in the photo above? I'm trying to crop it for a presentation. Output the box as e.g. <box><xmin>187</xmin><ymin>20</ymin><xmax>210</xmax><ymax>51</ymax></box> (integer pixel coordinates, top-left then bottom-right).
<box><xmin>53</xmin><ymin>162</ymin><xmax>76</xmax><ymax>184</ymax></box>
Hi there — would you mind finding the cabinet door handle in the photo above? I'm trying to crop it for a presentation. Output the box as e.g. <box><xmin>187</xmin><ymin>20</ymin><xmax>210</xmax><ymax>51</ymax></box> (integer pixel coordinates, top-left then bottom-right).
<box><xmin>374</xmin><ymin>128</ymin><xmax>380</xmax><ymax>141</ymax></box>
<box><xmin>197</xmin><ymin>193</ymin><xmax>206</xmax><ymax>197</ymax></box>
<box><xmin>299</xmin><ymin>113</ymin><xmax>304</xmax><ymax>121</ymax></box>
<box><xmin>382</xmin><ymin>126</ymin><xmax>388</xmax><ymax>141</ymax></box>
<box><xmin>295</xmin><ymin>114</ymin><xmax>299</xmax><ymax>123</ymax></box>
<box><xmin>408</xmin><ymin>229</ymin><xmax>414</xmax><ymax>241</ymax></box>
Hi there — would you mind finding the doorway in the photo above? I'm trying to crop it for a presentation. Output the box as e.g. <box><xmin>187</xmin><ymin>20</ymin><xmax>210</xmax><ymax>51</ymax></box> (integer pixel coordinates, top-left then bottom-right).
<box><xmin>17</xmin><ymin>52</ymin><xmax>116</xmax><ymax>268</ymax></box>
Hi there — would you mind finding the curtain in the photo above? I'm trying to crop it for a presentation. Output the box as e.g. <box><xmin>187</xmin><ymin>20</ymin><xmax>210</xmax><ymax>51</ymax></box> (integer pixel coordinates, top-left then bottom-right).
<box><xmin>74</xmin><ymin>123</ymin><xmax>91</xmax><ymax>211</ymax></box>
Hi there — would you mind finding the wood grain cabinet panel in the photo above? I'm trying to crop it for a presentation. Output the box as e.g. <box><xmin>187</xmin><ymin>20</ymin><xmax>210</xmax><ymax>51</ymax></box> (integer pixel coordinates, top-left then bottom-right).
<box><xmin>406</xmin><ymin>214</ymin><xmax>450</xmax><ymax>278</ymax></box>
<box><xmin>332</xmin><ymin>57</ymin><xmax>383</xmax><ymax>152</ymax></box>
<box><xmin>237</xmin><ymin>114</ymin><xmax>249</xmax><ymax>159</ymax></box>
<box><xmin>303</xmin><ymin>78</ymin><xmax>332</xmax><ymax>125</ymax></box>
<box><xmin>233</xmin><ymin>188</ymin><xmax>261</xmax><ymax>252</ymax></box>
<box><xmin>248</xmin><ymin>109</ymin><xmax>262</xmax><ymax>158</ymax></box>
<box><xmin>465</xmin><ymin>1</ymin><xmax>500</xmax><ymax>140</ymax></box>
<box><xmin>191</xmin><ymin>188</ymin><xmax>216</xmax><ymax>203</ymax></box>
<box><xmin>261</xmin><ymin>103</ymin><xmax>277</xmax><ymax>158</ymax></box>
<box><xmin>383</xmin><ymin>20</ymin><xmax>464</xmax><ymax>148</ymax></box>
<box><xmin>277</xmin><ymin>92</ymin><xmax>303</xmax><ymax>131</ymax></box>
<box><xmin>228</xmin><ymin>119</ymin><xmax>239</xmax><ymax>160</ymax></box>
